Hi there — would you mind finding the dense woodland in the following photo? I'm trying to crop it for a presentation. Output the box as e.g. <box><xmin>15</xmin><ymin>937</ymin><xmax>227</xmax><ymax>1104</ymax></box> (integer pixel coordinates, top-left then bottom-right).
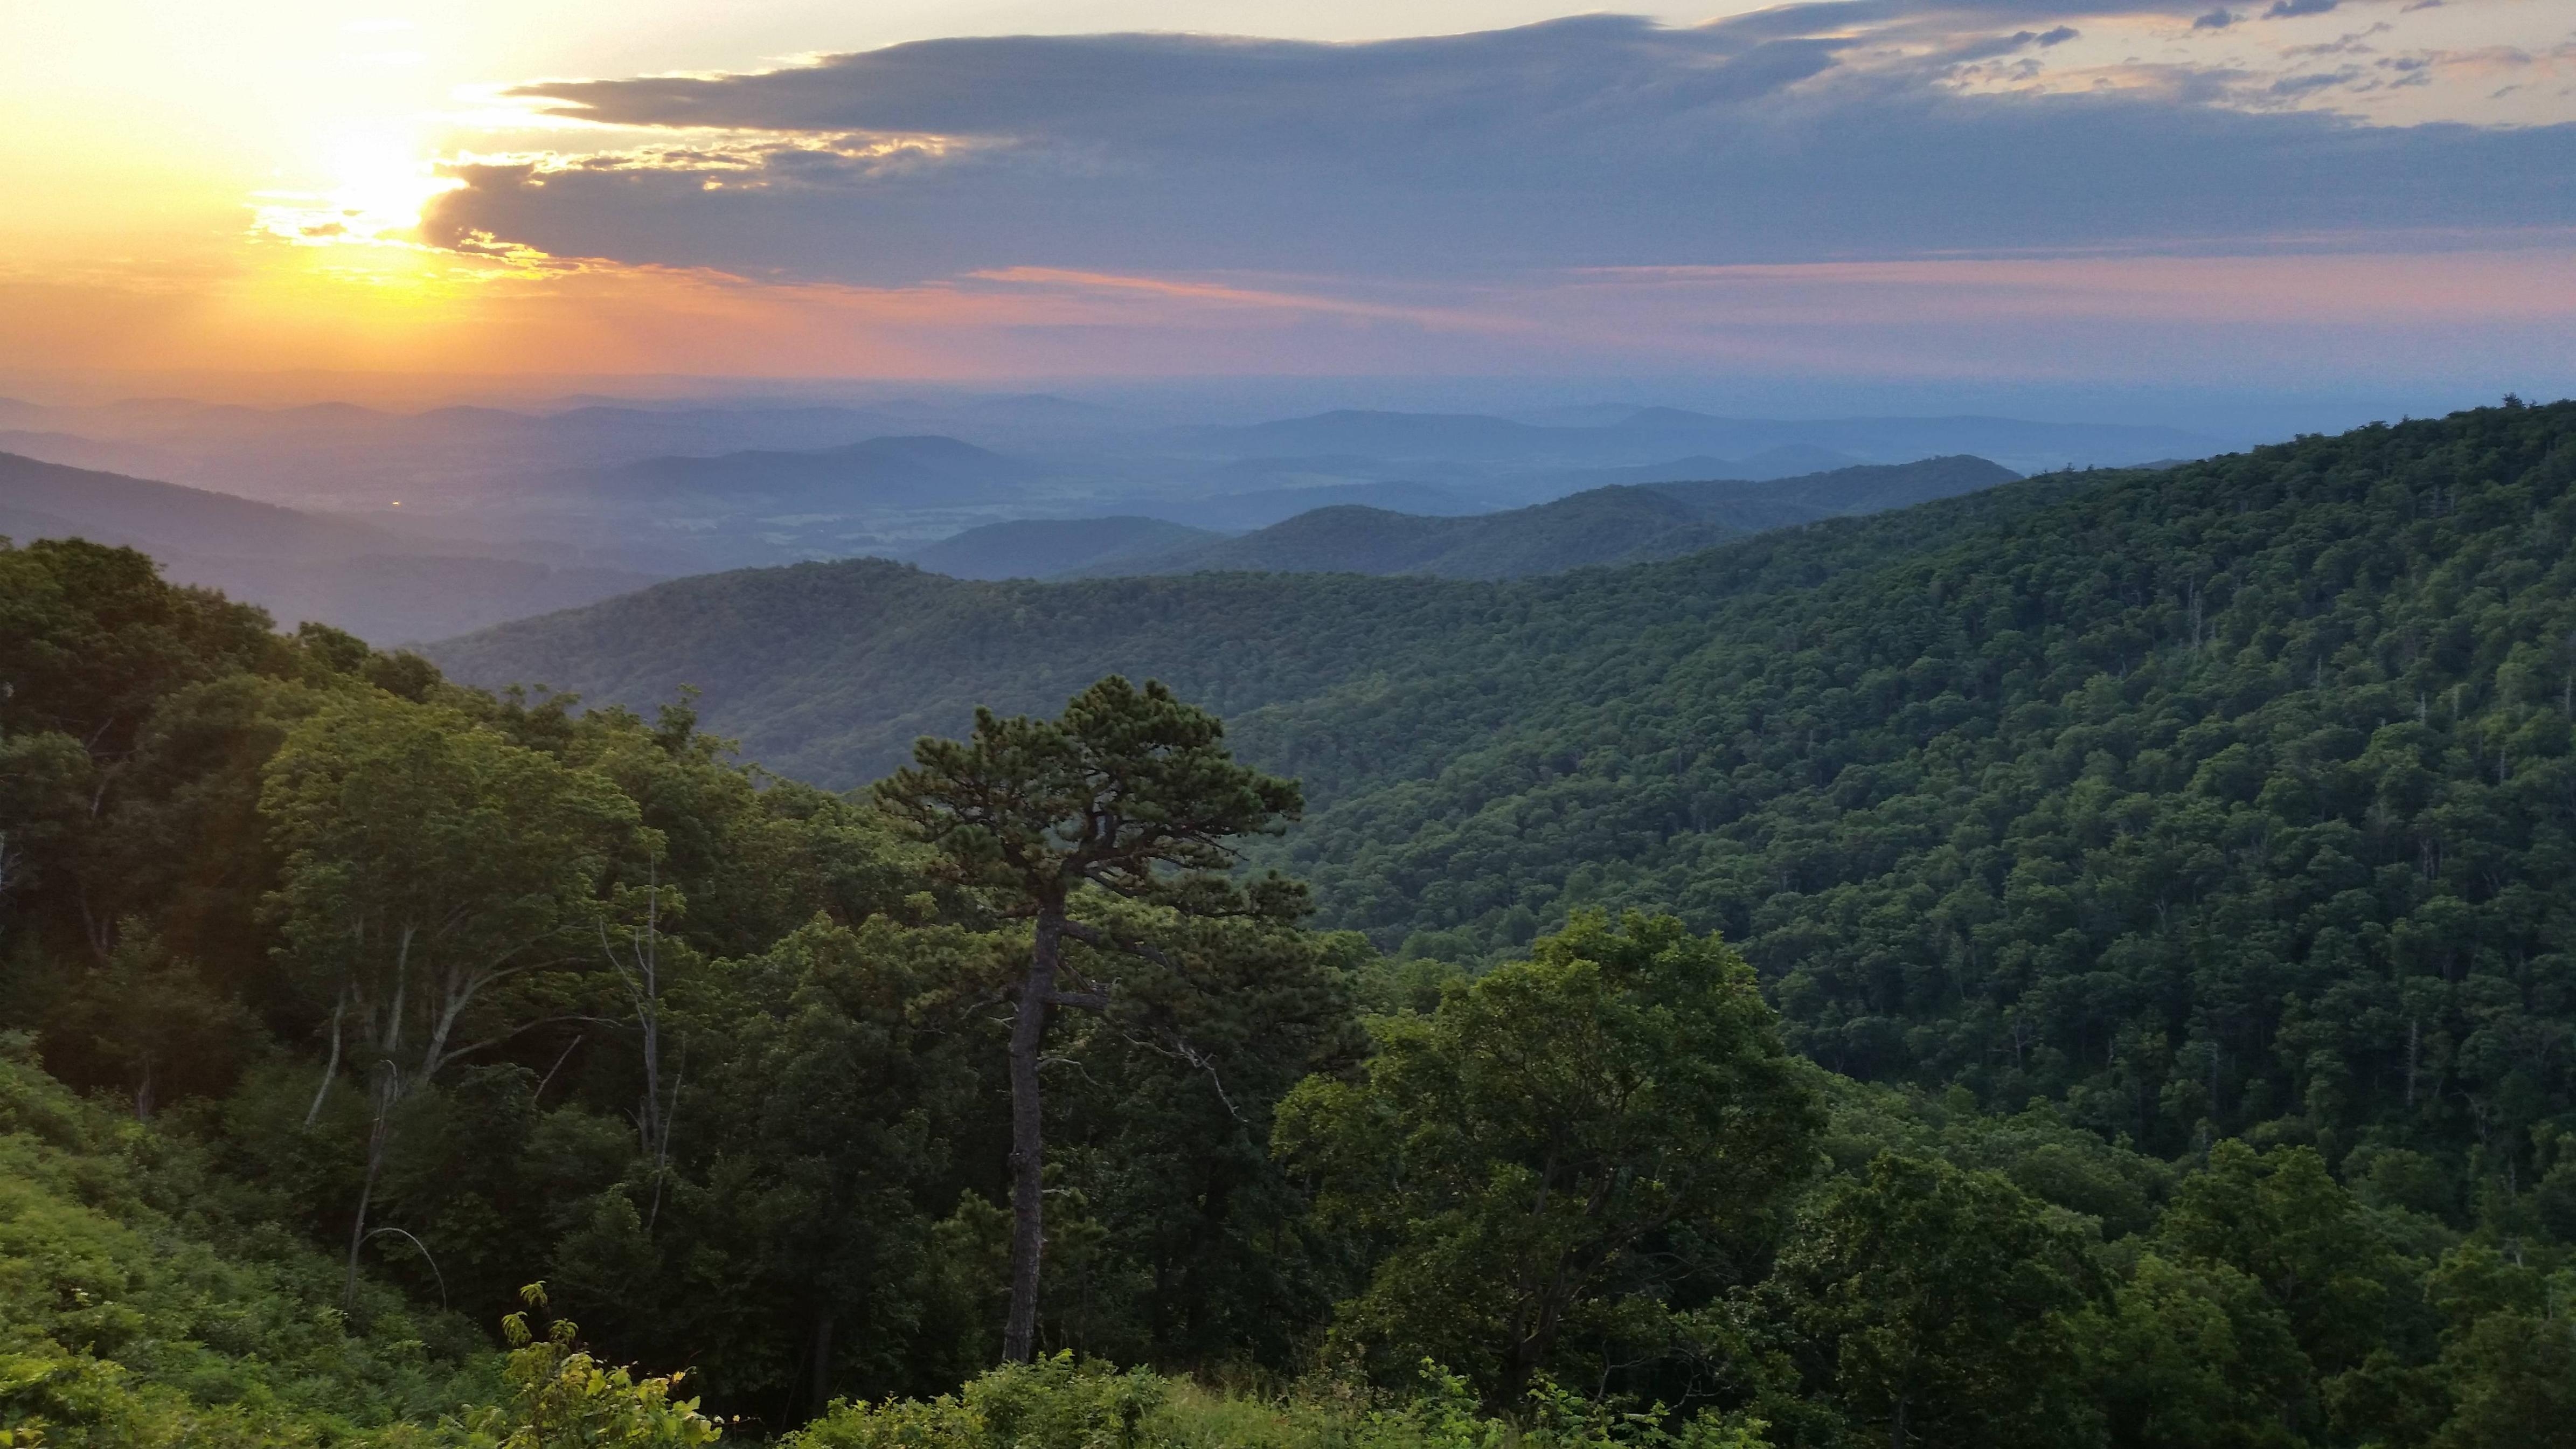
<box><xmin>4</xmin><ymin>401</ymin><xmax>2576</xmax><ymax>1448</ymax></box>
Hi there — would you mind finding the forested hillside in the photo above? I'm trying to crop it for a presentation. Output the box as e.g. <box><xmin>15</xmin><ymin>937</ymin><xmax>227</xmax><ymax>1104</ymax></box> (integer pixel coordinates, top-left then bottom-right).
<box><xmin>1067</xmin><ymin>487</ymin><xmax>1736</xmax><ymax>579</ymax></box>
<box><xmin>432</xmin><ymin>464</ymin><xmax>2089</xmax><ymax>785</ymax></box>
<box><xmin>10</xmin><ymin>402</ymin><xmax>2576</xmax><ymax>1449</ymax></box>
<box><xmin>904</xmin><ymin>515</ymin><xmax>1218</xmax><ymax>580</ymax></box>
<box><xmin>440</xmin><ymin>401</ymin><xmax>2576</xmax><ymax>1169</ymax></box>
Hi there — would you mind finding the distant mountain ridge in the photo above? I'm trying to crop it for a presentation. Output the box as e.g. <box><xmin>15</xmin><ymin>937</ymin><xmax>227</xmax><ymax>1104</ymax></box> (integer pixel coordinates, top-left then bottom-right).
<box><xmin>1176</xmin><ymin>407</ymin><xmax>2215</xmax><ymax>475</ymax></box>
<box><xmin>584</xmin><ymin>434</ymin><xmax>1035</xmax><ymax>512</ymax></box>
<box><xmin>902</xmin><ymin>516</ymin><xmax>1219</xmax><ymax>580</ymax></box>
<box><xmin>1134</xmin><ymin>478</ymin><xmax>1497</xmax><ymax>531</ymax></box>
<box><xmin>0</xmin><ymin>452</ymin><xmax>662</xmax><ymax>644</ymax></box>
<box><xmin>1062</xmin><ymin>456</ymin><xmax>2020</xmax><ymax>580</ymax></box>
<box><xmin>426</xmin><ymin>463</ymin><xmax>2108</xmax><ymax>788</ymax></box>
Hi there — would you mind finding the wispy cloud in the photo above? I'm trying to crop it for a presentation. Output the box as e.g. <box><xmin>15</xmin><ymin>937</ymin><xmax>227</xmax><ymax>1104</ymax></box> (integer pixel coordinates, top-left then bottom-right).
<box><xmin>195</xmin><ymin>0</ymin><xmax>2557</xmax><ymax>387</ymax></box>
<box><xmin>417</xmin><ymin>11</ymin><xmax>2574</xmax><ymax>288</ymax></box>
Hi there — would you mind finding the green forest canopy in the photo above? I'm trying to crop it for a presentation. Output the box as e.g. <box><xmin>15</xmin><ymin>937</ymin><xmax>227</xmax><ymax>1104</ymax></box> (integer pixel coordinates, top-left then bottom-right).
<box><xmin>4</xmin><ymin>399</ymin><xmax>2576</xmax><ymax>1449</ymax></box>
<box><xmin>437</xmin><ymin>401</ymin><xmax>2576</xmax><ymax>1166</ymax></box>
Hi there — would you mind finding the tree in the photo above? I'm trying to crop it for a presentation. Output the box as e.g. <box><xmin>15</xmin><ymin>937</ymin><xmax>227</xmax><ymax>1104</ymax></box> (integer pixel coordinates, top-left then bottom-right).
<box><xmin>40</xmin><ymin>926</ymin><xmax>257</xmax><ymax>1119</ymax></box>
<box><xmin>261</xmin><ymin>690</ymin><xmax>638</xmax><ymax>1307</ymax></box>
<box><xmin>2075</xmin><ymin>1253</ymin><xmax>2308</xmax><ymax>1449</ymax></box>
<box><xmin>874</xmin><ymin>676</ymin><xmax>1303</xmax><ymax>1363</ymax></box>
<box><xmin>552</xmin><ymin>915</ymin><xmax>991</xmax><ymax>1418</ymax></box>
<box><xmin>2155</xmin><ymin>1141</ymin><xmax>2394</xmax><ymax>1377</ymax></box>
<box><xmin>1276</xmin><ymin>912</ymin><xmax>1822</xmax><ymax>1404</ymax></box>
<box><xmin>2429</xmin><ymin>1305</ymin><xmax>2576</xmax><ymax>1449</ymax></box>
<box><xmin>1770</xmin><ymin>1153</ymin><xmax>2096</xmax><ymax>1449</ymax></box>
<box><xmin>1036</xmin><ymin>918</ymin><xmax>1365</xmax><ymax>1369</ymax></box>
<box><xmin>0</xmin><ymin>727</ymin><xmax>89</xmax><ymax>939</ymax></box>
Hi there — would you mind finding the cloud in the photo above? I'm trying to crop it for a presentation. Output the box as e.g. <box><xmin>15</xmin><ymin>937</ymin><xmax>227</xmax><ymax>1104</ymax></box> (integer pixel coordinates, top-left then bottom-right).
<box><xmin>2195</xmin><ymin>10</ymin><xmax>2237</xmax><ymax>28</ymax></box>
<box><xmin>415</xmin><ymin>13</ymin><xmax>2576</xmax><ymax>290</ymax></box>
<box><xmin>2265</xmin><ymin>0</ymin><xmax>2338</xmax><ymax>15</ymax></box>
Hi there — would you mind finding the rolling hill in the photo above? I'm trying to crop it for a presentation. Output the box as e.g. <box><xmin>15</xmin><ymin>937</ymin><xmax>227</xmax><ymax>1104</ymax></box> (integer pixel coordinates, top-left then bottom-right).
<box><xmin>429</xmin><ymin>459</ymin><xmax>2093</xmax><ymax>786</ymax></box>
<box><xmin>902</xmin><ymin>515</ymin><xmax>1220</xmax><ymax>580</ymax></box>
<box><xmin>1177</xmin><ymin>407</ymin><xmax>2217</xmax><ymax>475</ymax></box>
<box><xmin>1080</xmin><ymin>487</ymin><xmax>1727</xmax><ymax>579</ymax></box>
<box><xmin>0</xmin><ymin>452</ymin><xmax>662</xmax><ymax>643</ymax></box>
<box><xmin>432</xmin><ymin>399</ymin><xmax>2576</xmax><ymax>1157</ymax></box>
<box><xmin>1135</xmin><ymin>477</ymin><xmax>1496</xmax><ymax>530</ymax></box>
<box><xmin>1648</xmin><ymin>454</ymin><xmax>2025</xmax><ymax>519</ymax></box>
<box><xmin>1074</xmin><ymin>455</ymin><xmax>2020</xmax><ymax>580</ymax></box>
<box><xmin>581</xmin><ymin>434</ymin><xmax>1037</xmax><ymax>512</ymax></box>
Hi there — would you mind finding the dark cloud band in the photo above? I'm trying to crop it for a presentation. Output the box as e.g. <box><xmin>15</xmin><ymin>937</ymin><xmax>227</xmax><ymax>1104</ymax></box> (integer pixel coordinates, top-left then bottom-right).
<box><xmin>422</xmin><ymin>10</ymin><xmax>2576</xmax><ymax>285</ymax></box>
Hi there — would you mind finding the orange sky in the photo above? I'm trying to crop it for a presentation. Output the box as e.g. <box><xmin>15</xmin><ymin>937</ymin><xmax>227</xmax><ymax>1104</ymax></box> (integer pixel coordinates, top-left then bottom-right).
<box><xmin>4</xmin><ymin>0</ymin><xmax>2570</xmax><ymax>396</ymax></box>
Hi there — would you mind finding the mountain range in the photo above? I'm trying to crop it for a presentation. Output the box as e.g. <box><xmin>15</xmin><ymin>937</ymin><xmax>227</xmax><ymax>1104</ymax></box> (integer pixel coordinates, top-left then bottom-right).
<box><xmin>0</xmin><ymin>452</ymin><xmax>662</xmax><ymax>643</ymax></box>
<box><xmin>426</xmin><ymin>400</ymin><xmax>2576</xmax><ymax>1163</ymax></box>
<box><xmin>908</xmin><ymin>456</ymin><xmax>2020</xmax><ymax>581</ymax></box>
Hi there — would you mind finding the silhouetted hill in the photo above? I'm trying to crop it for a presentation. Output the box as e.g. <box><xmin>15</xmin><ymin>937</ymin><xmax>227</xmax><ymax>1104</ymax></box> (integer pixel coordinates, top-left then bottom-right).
<box><xmin>1649</xmin><ymin>454</ymin><xmax>2021</xmax><ymax>521</ymax></box>
<box><xmin>0</xmin><ymin>449</ymin><xmax>401</xmax><ymax>558</ymax></box>
<box><xmin>429</xmin><ymin>457</ymin><xmax>2095</xmax><ymax>786</ymax></box>
<box><xmin>581</xmin><ymin>434</ymin><xmax>1036</xmax><ymax>511</ymax></box>
<box><xmin>1180</xmin><ymin>407</ymin><xmax>2216</xmax><ymax>474</ymax></box>
<box><xmin>1082</xmin><ymin>488</ymin><xmax>1721</xmax><ymax>579</ymax></box>
<box><xmin>1140</xmin><ymin>479</ymin><xmax>1496</xmax><ymax>530</ymax></box>
<box><xmin>0</xmin><ymin>452</ymin><xmax>661</xmax><ymax>643</ymax></box>
<box><xmin>1078</xmin><ymin>456</ymin><xmax>2018</xmax><ymax>579</ymax></box>
<box><xmin>905</xmin><ymin>515</ymin><xmax>1219</xmax><ymax>580</ymax></box>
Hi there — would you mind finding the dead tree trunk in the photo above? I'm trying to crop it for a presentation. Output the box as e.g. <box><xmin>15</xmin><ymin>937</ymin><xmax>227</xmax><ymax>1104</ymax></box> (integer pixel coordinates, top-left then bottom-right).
<box><xmin>1002</xmin><ymin>913</ymin><xmax>1061</xmax><ymax>1362</ymax></box>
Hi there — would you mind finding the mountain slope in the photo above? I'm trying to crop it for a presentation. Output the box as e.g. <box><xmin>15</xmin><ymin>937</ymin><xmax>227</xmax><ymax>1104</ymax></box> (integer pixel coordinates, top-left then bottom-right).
<box><xmin>435</xmin><ymin>402</ymin><xmax>2576</xmax><ymax>1160</ymax></box>
<box><xmin>0</xmin><ymin>1053</ymin><xmax>489</xmax><ymax>1440</ymax></box>
<box><xmin>905</xmin><ymin>515</ymin><xmax>1219</xmax><ymax>580</ymax></box>
<box><xmin>1648</xmin><ymin>454</ymin><xmax>2020</xmax><ymax>519</ymax></box>
<box><xmin>1138</xmin><ymin>477</ymin><xmax>1496</xmax><ymax>530</ymax></box>
<box><xmin>1</xmin><ymin>448</ymin><xmax>404</xmax><ymax>558</ymax></box>
<box><xmin>1082</xmin><ymin>455</ymin><xmax>2016</xmax><ymax>580</ymax></box>
<box><xmin>430</xmin><ymin>462</ymin><xmax>2097</xmax><ymax>786</ymax></box>
<box><xmin>0</xmin><ymin>452</ymin><xmax>663</xmax><ymax>643</ymax></box>
<box><xmin>1181</xmin><ymin>407</ymin><xmax>2216</xmax><ymax>474</ymax></box>
<box><xmin>586</xmin><ymin>433</ymin><xmax>1034</xmax><ymax>511</ymax></box>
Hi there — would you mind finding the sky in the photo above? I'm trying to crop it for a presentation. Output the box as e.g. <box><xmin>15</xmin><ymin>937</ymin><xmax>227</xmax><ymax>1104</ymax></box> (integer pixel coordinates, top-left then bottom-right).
<box><xmin>3</xmin><ymin>0</ymin><xmax>2571</xmax><ymax>410</ymax></box>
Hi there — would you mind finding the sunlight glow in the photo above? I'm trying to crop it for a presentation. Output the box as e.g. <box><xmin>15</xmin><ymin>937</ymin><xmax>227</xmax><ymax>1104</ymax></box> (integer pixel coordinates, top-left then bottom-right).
<box><xmin>251</xmin><ymin>130</ymin><xmax>462</xmax><ymax>249</ymax></box>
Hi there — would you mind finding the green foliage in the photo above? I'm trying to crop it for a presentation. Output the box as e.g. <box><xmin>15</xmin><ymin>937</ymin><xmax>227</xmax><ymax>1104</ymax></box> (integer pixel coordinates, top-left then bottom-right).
<box><xmin>785</xmin><ymin>1356</ymin><xmax>1774</xmax><ymax>1449</ymax></box>
<box><xmin>0</xmin><ymin>1051</ymin><xmax>490</xmax><ymax>1447</ymax></box>
<box><xmin>874</xmin><ymin>675</ymin><xmax>1303</xmax><ymax>920</ymax></box>
<box><xmin>1279</xmin><ymin>913</ymin><xmax>1819</xmax><ymax>1402</ymax></box>
<box><xmin>2077</xmin><ymin>1253</ymin><xmax>2307</xmax><ymax>1449</ymax></box>
<box><xmin>439</xmin><ymin>403</ymin><xmax>2576</xmax><ymax>1178</ymax></box>
<box><xmin>450</xmin><ymin>1286</ymin><xmax>720</xmax><ymax>1448</ymax></box>
<box><xmin>2156</xmin><ymin>1141</ymin><xmax>2399</xmax><ymax>1375</ymax></box>
<box><xmin>2428</xmin><ymin>1307</ymin><xmax>2576</xmax><ymax>1449</ymax></box>
<box><xmin>876</xmin><ymin>674</ymin><xmax>1314</xmax><ymax>1363</ymax></box>
<box><xmin>547</xmin><ymin>916</ymin><xmax>991</xmax><ymax>1409</ymax></box>
<box><xmin>1767</xmin><ymin>1153</ymin><xmax>2096</xmax><ymax>1449</ymax></box>
<box><xmin>25</xmin><ymin>408</ymin><xmax>2576</xmax><ymax>1449</ymax></box>
<box><xmin>0</xmin><ymin>537</ymin><xmax>283</xmax><ymax>759</ymax></box>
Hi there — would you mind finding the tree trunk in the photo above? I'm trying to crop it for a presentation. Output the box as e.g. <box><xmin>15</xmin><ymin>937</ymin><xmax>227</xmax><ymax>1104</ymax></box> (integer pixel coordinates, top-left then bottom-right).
<box><xmin>305</xmin><ymin>985</ymin><xmax>348</xmax><ymax>1127</ymax></box>
<box><xmin>807</xmin><ymin>1308</ymin><xmax>835</xmax><ymax>1420</ymax></box>
<box><xmin>1002</xmin><ymin>912</ymin><xmax>1062</xmax><ymax>1363</ymax></box>
<box><xmin>342</xmin><ymin>1074</ymin><xmax>394</xmax><ymax>1311</ymax></box>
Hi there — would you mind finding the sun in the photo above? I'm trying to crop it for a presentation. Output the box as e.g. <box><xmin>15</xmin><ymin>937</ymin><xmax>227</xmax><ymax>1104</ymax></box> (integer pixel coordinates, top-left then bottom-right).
<box><xmin>251</xmin><ymin>129</ymin><xmax>463</xmax><ymax>251</ymax></box>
